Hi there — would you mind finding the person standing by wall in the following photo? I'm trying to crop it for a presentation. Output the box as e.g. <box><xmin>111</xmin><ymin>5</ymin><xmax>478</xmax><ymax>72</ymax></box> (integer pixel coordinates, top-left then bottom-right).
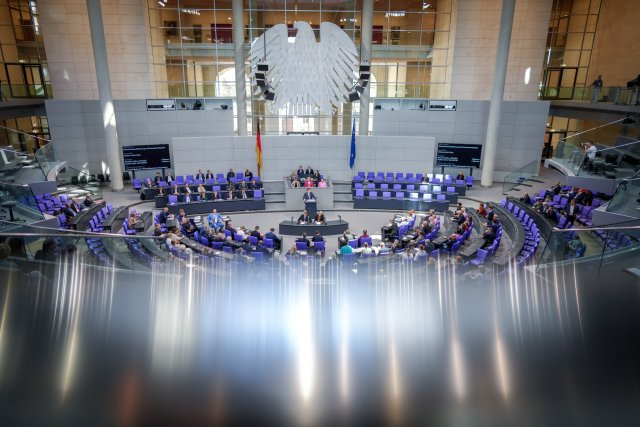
<box><xmin>591</xmin><ymin>75</ymin><xmax>603</xmax><ymax>102</ymax></box>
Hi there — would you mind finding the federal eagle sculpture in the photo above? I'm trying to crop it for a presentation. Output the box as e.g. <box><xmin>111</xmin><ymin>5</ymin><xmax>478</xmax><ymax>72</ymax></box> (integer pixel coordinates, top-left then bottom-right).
<box><xmin>249</xmin><ymin>21</ymin><xmax>359</xmax><ymax>115</ymax></box>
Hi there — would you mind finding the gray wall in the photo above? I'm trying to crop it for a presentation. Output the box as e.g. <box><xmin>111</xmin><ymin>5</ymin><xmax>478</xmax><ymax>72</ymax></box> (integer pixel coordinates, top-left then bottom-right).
<box><xmin>172</xmin><ymin>135</ymin><xmax>437</xmax><ymax>181</ymax></box>
<box><xmin>372</xmin><ymin>100</ymin><xmax>550</xmax><ymax>181</ymax></box>
<box><xmin>45</xmin><ymin>99</ymin><xmax>233</xmax><ymax>176</ymax></box>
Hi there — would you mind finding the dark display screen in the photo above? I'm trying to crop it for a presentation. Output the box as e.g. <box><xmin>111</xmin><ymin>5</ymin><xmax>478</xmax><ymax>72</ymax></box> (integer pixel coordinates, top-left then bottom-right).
<box><xmin>122</xmin><ymin>144</ymin><xmax>171</xmax><ymax>170</ymax></box>
<box><xmin>436</xmin><ymin>143</ymin><xmax>482</xmax><ymax>168</ymax></box>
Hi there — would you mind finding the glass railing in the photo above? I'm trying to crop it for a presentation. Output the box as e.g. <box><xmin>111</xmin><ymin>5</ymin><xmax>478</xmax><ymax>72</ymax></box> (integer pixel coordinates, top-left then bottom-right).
<box><xmin>55</xmin><ymin>164</ymin><xmax>103</xmax><ymax>199</ymax></box>
<box><xmin>33</xmin><ymin>140</ymin><xmax>57</xmax><ymax>177</ymax></box>
<box><xmin>540</xmin><ymin>85</ymin><xmax>640</xmax><ymax>105</ymax></box>
<box><xmin>551</xmin><ymin>117</ymin><xmax>640</xmax><ymax>177</ymax></box>
<box><xmin>0</xmin><ymin>181</ymin><xmax>44</xmax><ymax>225</ymax></box>
<box><xmin>606</xmin><ymin>176</ymin><xmax>640</xmax><ymax>219</ymax></box>
<box><xmin>536</xmin><ymin>219</ymin><xmax>640</xmax><ymax>280</ymax></box>
<box><xmin>0</xmin><ymin>82</ymin><xmax>53</xmax><ymax>99</ymax></box>
<box><xmin>503</xmin><ymin>159</ymin><xmax>541</xmax><ymax>193</ymax></box>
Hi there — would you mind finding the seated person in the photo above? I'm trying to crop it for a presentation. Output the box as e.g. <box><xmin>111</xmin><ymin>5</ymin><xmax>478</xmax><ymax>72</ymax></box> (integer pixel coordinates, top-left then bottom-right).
<box><xmin>72</xmin><ymin>199</ymin><xmax>83</xmax><ymax>213</ymax></box>
<box><xmin>152</xmin><ymin>223</ymin><xmax>164</xmax><ymax>237</ymax></box>
<box><xmin>291</xmin><ymin>178</ymin><xmax>301</xmax><ymax>188</ymax></box>
<box><xmin>423</xmin><ymin>239</ymin><xmax>435</xmax><ymax>254</ymax></box>
<box><xmin>546</xmin><ymin>181</ymin><xmax>562</xmax><ymax>197</ymax></box>
<box><xmin>197</xmin><ymin>183</ymin><xmax>207</xmax><ymax>201</ymax></box>
<box><xmin>477</xmin><ymin>202</ymin><xmax>487</xmax><ymax>217</ymax></box>
<box><xmin>224</xmin><ymin>221</ymin><xmax>236</xmax><ymax>239</ymax></box>
<box><xmin>153</xmin><ymin>172</ymin><xmax>162</xmax><ymax>185</ymax></box>
<box><xmin>544</xmin><ymin>205</ymin><xmax>556</xmax><ymax>219</ymax></box>
<box><xmin>181</xmin><ymin>217</ymin><xmax>197</xmax><ymax>237</ymax></box>
<box><xmin>312</xmin><ymin>170</ymin><xmax>321</xmax><ymax>182</ymax></box>
<box><xmin>144</xmin><ymin>178</ymin><xmax>154</xmax><ymax>188</ymax></box>
<box><xmin>128</xmin><ymin>213</ymin><xmax>139</xmax><ymax>228</ymax></box>
<box><xmin>311</xmin><ymin>231</ymin><xmax>324</xmax><ymax>243</ymax></box>
<box><xmin>211</xmin><ymin>190</ymin><xmax>221</xmax><ymax>200</ymax></box>
<box><xmin>207</xmin><ymin>208</ymin><xmax>223</xmax><ymax>231</ymax></box>
<box><xmin>158</xmin><ymin>207</ymin><xmax>169</xmax><ymax>224</ymax></box>
<box><xmin>361</xmin><ymin>242</ymin><xmax>373</xmax><ymax>256</ymax></box>
<box><xmin>249</xmin><ymin>179</ymin><xmax>262</xmax><ymax>190</ymax></box>
<box><xmin>481</xmin><ymin>227</ymin><xmax>496</xmax><ymax>248</ymax></box>
<box><xmin>83</xmin><ymin>195</ymin><xmax>94</xmax><ymax>207</ymax></box>
<box><xmin>238</xmin><ymin>180</ymin><xmax>248</xmax><ymax>190</ymax></box>
<box><xmin>421</xmin><ymin>175</ymin><xmax>430</xmax><ymax>183</ymax></box>
<box><xmin>303</xmin><ymin>177</ymin><xmax>315</xmax><ymax>188</ymax></box>
<box><xmin>298</xmin><ymin>210</ymin><xmax>311</xmax><ymax>224</ymax></box>
<box><xmin>264</xmin><ymin>227</ymin><xmax>281</xmax><ymax>250</ymax></box>
<box><xmin>296</xmin><ymin>165</ymin><xmax>305</xmax><ymax>178</ymax></box>
<box><xmin>377</xmin><ymin>243</ymin><xmax>391</xmax><ymax>255</ymax></box>
<box><xmin>296</xmin><ymin>232</ymin><xmax>310</xmax><ymax>248</ymax></box>
<box><xmin>171</xmin><ymin>184</ymin><xmax>180</xmax><ymax>196</ymax></box>
<box><xmin>205</xmin><ymin>170</ymin><xmax>215</xmax><ymax>180</ymax></box>
<box><xmin>250</xmin><ymin>226</ymin><xmax>263</xmax><ymax>241</ymax></box>
<box><xmin>520</xmin><ymin>192</ymin><xmax>532</xmax><ymax>204</ymax></box>
<box><xmin>533</xmin><ymin>199</ymin><xmax>545</xmax><ymax>213</ymax></box>
<box><xmin>456</xmin><ymin>171</ymin><xmax>465</xmax><ymax>180</ymax></box>
<box><xmin>238</xmin><ymin>188</ymin><xmax>250</xmax><ymax>199</ymax></box>
<box><xmin>358</xmin><ymin>229</ymin><xmax>369</xmax><ymax>247</ymax></box>
<box><xmin>339</xmin><ymin>241</ymin><xmax>354</xmax><ymax>255</ymax></box>
<box><xmin>317</xmin><ymin>178</ymin><xmax>328</xmax><ymax>188</ymax></box>
<box><xmin>412</xmin><ymin>244</ymin><xmax>427</xmax><ymax>259</ymax></box>
<box><xmin>225</xmin><ymin>189</ymin><xmax>235</xmax><ymax>200</ymax></box>
<box><xmin>165</xmin><ymin>173</ymin><xmax>174</xmax><ymax>184</ymax></box>
<box><xmin>195</xmin><ymin>170</ymin><xmax>205</xmax><ymax>181</ymax></box>
<box><xmin>176</xmin><ymin>208</ymin><xmax>187</xmax><ymax>224</ymax></box>
<box><xmin>183</xmin><ymin>184</ymin><xmax>193</xmax><ymax>202</ymax></box>
<box><xmin>226</xmin><ymin>168</ymin><xmax>235</xmax><ymax>182</ymax></box>
<box><xmin>305</xmin><ymin>166</ymin><xmax>314</xmax><ymax>176</ymax></box>
<box><xmin>314</xmin><ymin>210</ymin><xmax>326</xmax><ymax>224</ymax></box>
<box><xmin>490</xmin><ymin>216</ymin><xmax>500</xmax><ymax>233</ymax></box>
<box><xmin>227</xmin><ymin>181</ymin><xmax>235</xmax><ymax>192</ymax></box>
<box><xmin>339</xmin><ymin>229</ymin><xmax>357</xmax><ymax>247</ymax></box>
<box><xmin>244</xmin><ymin>169</ymin><xmax>253</xmax><ymax>181</ymax></box>
<box><xmin>62</xmin><ymin>203</ymin><xmax>76</xmax><ymax>221</ymax></box>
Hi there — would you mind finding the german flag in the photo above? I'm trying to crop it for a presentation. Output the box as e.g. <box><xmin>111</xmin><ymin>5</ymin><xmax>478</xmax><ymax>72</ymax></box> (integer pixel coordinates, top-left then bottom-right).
<box><xmin>256</xmin><ymin>118</ymin><xmax>262</xmax><ymax>177</ymax></box>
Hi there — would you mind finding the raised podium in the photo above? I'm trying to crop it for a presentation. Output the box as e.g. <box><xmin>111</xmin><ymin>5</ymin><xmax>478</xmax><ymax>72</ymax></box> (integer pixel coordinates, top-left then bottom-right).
<box><xmin>304</xmin><ymin>198</ymin><xmax>317</xmax><ymax>218</ymax></box>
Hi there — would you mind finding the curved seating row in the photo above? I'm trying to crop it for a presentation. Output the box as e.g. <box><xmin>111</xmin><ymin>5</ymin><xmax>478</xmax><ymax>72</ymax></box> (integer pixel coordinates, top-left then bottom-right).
<box><xmin>487</xmin><ymin>202</ymin><xmax>524</xmax><ymax>266</ymax></box>
<box><xmin>133</xmin><ymin>172</ymin><xmax>261</xmax><ymax>190</ymax></box>
<box><xmin>501</xmin><ymin>200</ymin><xmax>542</xmax><ymax>265</ymax></box>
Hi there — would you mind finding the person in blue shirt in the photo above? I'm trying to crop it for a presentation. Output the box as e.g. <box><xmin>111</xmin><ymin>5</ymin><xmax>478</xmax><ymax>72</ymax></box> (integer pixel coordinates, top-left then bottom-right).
<box><xmin>207</xmin><ymin>208</ymin><xmax>223</xmax><ymax>231</ymax></box>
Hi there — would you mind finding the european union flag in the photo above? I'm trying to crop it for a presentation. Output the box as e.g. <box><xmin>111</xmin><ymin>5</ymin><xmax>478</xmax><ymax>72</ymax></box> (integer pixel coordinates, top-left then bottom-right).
<box><xmin>349</xmin><ymin>118</ymin><xmax>356</xmax><ymax>169</ymax></box>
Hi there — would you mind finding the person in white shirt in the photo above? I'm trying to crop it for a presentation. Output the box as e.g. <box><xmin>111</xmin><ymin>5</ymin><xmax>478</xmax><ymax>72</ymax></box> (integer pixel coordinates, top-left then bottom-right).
<box><xmin>585</xmin><ymin>141</ymin><xmax>597</xmax><ymax>160</ymax></box>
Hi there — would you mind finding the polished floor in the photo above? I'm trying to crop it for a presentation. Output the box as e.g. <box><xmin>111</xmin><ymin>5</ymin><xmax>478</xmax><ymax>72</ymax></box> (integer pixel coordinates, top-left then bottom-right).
<box><xmin>1</xmin><ymin>255</ymin><xmax>639</xmax><ymax>426</ymax></box>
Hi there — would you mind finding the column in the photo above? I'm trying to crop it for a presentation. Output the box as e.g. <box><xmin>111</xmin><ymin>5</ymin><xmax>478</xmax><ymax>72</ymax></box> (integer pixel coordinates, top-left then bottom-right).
<box><xmin>232</xmin><ymin>0</ymin><xmax>248</xmax><ymax>136</ymax></box>
<box><xmin>86</xmin><ymin>0</ymin><xmax>123</xmax><ymax>191</ymax></box>
<box><xmin>481</xmin><ymin>0</ymin><xmax>516</xmax><ymax>187</ymax></box>
<box><xmin>358</xmin><ymin>0</ymin><xmax>373</xmax><ymax>136</ymax></box>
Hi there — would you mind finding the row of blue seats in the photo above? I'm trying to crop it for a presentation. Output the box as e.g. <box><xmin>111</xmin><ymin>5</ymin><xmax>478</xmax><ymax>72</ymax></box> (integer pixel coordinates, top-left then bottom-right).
<box><xmin>502</xmin><ymin>200</ymin><xmax>542</xmax><ymax>265</ymax></box>
<box><xmin>125</xmin><ymin>238</ymin><xmax>154</xmax><ymax>267</ymax></box>
<box><xmin>353</xmin><ymin>171</ymin><xmax>474</xmax><ymax>186</ymax></box>
<box><xmin>469</xmin><ymin>226</ymin><xmax>502</xmax><ymax>266</ymax></box>
<box><xmin>355</xmin><ymin>189</ymin><xmax>449</xmax><ymax>202</ymax></box>
<box><xmin>133</xmin><ymin>173</ymin><xmax>261</xmax><ymax>189</ymax></box>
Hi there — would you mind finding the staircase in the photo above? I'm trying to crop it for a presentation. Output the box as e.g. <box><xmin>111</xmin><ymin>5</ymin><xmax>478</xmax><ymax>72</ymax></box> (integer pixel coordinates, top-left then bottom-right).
<box><xmin>263</xmin><ymin>181</ymin><xmax>285</xmax><ymax>210</ymax></box>
<box><xmin>332</xmin><ymin>180</ymin><xmax>353</xmax><ymax>209</ymax></box>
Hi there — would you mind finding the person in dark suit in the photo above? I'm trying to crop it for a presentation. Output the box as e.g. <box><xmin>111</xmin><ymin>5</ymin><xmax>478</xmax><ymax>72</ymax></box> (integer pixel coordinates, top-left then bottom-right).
<box><xmin>195</xmin><ymin>170</ymin><xmax>205</xmax><ymax>181</ymax></box>
<box><xmin>296</xmin><ymin>232</ymin><xmax>310</xmax><ymax>247</ymax></box>
<box><xmin>520</xmin><ymin>193</ymin><xmax>532</xmax><ymax>204</ymax></box>
<box><xmin>490</xmin><ymin>216</ymin><xmax>500</xmax><ymax>233</ymax></box>
<box><xmin>311</xmin><ymin>231</ymin><xmax>324</xmax><ymax>243</ymax></box>
<box><xmin>244</xmin><ymin>169</ymin><xmax>253</xmax><ymax>181</ymax></box>
<box><xmin>250</xmin><ymin>226</ymin><xmax>263</xmax><ymax>241</ymax></box>
<box><xmin>211</xmin><ymin>191</ymin><xmax>221</xmax><ymax>200</ymax></box>
<box><xmin>296</xmin><ymin>165</ymin><xmax>305</xmax><ymax>177</ymax></box>
<box><xmin>158</xmin><ymin>207</ymin><xmax>169</xmax><ymax>224</ymax></box>
<box><xmin>71</xmin><ymin>199</ymin><xmax>83</xmax><ymax>213</ymax></box>
<box><xmin>264</xmin><ymin>227</ymin><xmax>281</xmax><ymax>250</ymax></box>
<box><xmin>62</xmin><ymin>203</ymin><xmax>76</xmax><ymax>220</ymax></box>
<box><xmin>83</xmin><ymin>195</ymin><xmax>94</xmax><ymax>207</ymax></box>
<box><xmin>224</xmin><ymin>221</ymin><xmax>236</xmax><ymax>239</ymax></box>
<box><xmin>249</xmin><ymin>179</ymin><xmax>261</xmax><ymax>190</ymax></box>
<box><xmin>154</xmin><ymin>172</ymin><xmax>162</xmax><ymax>185</ymax></box>
<box><xmin>314</xmin><ymin>210</ymin><xmax>325</xmax><ymax>224</ymax></box>
<box><xmin>239</xmin><ymin>188</ymin><xmax>250</xmax><ymax>199</ymax></box>
<box><xmin>305</xmin><ymin>166</ymin><xmax>314</xmax><ymax>175</ymax></box>
<box><xmin>563</xmin><ymin>198</ymin><xmax>578</xmax><ymax>226</ymax></box>
<box><xmin>165</xmin><ymin>173</ymin><xmax>174</xmax><ymax>184</ymax></box>
<box><xmin>226</xmin><ymin>189</ymin><xmax>235</xmax><ymax>200</ymax></box>
<box><xmin>456</xmin><ymin>171</ymin><xmax>465</xmax><ymax>180</ymax></box>
<box><xmin>205</xmin><ymin>170</ymin><xmax>215</xmax><ymax>180</ymax></box>
<box><xmin>298</xmin><ymin>210</ymin><xmax>311</xmax><ymax>224</ymax></box>
<box><xmin>481</xmin><ymin>227</ymin><xmax>496</xmax><ymax>249</ymax></box>
<box><xmin>423</xmin><ymin>239</ymin><xmax>435</xmax><ymax>254</ymax></box>
<box><xmin>303</xmin><ymin>188</ymin><xmax>316</xmax><ymax>202</ymax></box>
<box><xmin>226</xmin><ymin>169</ymin><xmax>235</xmax><ymax>182</ymax></box>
